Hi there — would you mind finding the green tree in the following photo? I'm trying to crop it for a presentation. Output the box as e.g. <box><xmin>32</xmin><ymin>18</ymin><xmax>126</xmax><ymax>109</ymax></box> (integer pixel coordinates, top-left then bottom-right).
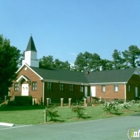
<box><xmin>112</xmin><ymin>49</ymin><xmax>124</xmax><ymax>69</ymax></box>
<box><xmin>39</xmin><ymin>55</ymin><xmax>70</xmax><ymax>70</ymax></box>
<box><xmin>122</xmin><ymin>45</ymin><xmax>140</xmax><ymax>68</ymax></box>
<box><xmin>100</xmin><ymin>59</ymin><xmax>113</xmax><ymax>71</ymax></box>
<box><xmin>74</xmin><ymin>52</ymin><xmax>95</xmax><ymax>72</ymax></box>
<box><xmin>90</xmin><ymin>53</ymin><xmax>101</xmax><ymax>71</ymax></box>
<box><xmin>39</xmin><ymin>55</ymin><xmax>54</xmax><ymax>68</ymax></box>
<box><xmin>54</xmin><ymin>59</ymin><xmax>70</xmax><ymax>70</ymax></box>
<box><xmin>0</xmin><ymin>35</ymin><xmax>21</xmax><ymax>98</ymax></box>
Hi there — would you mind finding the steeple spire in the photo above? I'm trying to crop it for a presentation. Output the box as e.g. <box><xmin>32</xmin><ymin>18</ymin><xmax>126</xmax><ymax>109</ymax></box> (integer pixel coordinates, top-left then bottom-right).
<box><xmin>22</xmin><ymin>36</ymin><xmax>39</xmax><ymax>67</ymax></box>
<box><xmin>26</xmin><ymin>36</ymin><xmax>37</xmax><ymax>52</ymax></box>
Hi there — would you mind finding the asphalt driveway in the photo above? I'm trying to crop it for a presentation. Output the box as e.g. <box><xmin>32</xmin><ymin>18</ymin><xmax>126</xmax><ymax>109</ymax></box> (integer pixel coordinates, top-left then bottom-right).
<box><xmin>0</xmin><ymin>114</ymin><xmax>140</xmax><ymax>140</ymax></box>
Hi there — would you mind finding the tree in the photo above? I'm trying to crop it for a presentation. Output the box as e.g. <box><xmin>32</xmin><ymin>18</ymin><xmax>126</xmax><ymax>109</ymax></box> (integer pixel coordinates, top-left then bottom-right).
<box><xmin>39</xmin><ymin>55</ymin><xmax>70</xmax><ymax>70</ymax></box>
<box><xmin>0</xmin><ymin>35</ymin><xmax>21</xmax><ymax>98</ymax></box>
<box><xmin>99</xmin><ymin>59</ymin><xmax>113</xmax><ymax>71</ymax></box>
<box><xmin>74</xmin><ymin>52</ymin><xmax>91</xmax><ymax>72</ymax></box>
<box><xmin>90</xmin><ymin>53</ymin><xmax>101</xmax><ymax>71</ymax></box>
<box><xmin>112</xmin><ymin>49</ymin><xmax>124</xmax><ymax>69</ymax></box>
<box><xmin>39</xmin><ymin>55</ymin><xmax>54</xmax><ymax>68</ymax></box>
<box><xmin>122</xmin><ymin>45</ymin><xmax>140</xmax><ymax>68</ymax></box>
<box><xmin>54</xmin><ymin>59</ymin><xmax>70</xmax><ymax>70</ymax></box>
<box><xmin>74</xmin><ymin>52</ymin><xmax>96</xmax><ymax>72</ymax></box>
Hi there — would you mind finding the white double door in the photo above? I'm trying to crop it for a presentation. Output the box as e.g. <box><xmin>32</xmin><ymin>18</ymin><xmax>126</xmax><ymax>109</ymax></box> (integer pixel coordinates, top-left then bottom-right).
<box><xmin>22</xmin><ymin>84</ymin><xmax>29</xmax><ymax>96</ymax></box>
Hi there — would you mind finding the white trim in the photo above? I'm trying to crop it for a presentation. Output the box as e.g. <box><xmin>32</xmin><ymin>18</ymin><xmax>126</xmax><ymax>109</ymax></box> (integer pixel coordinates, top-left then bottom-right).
<box><xmin>89</xmin><ymin>82</ymin><xmax>127</xmax><ymax>85</ymax></box>
<box><xmin>17</xmin><ymin>64</ymin><xmax>43</xmax><ymax>80</ymax></box>
<box><xmin>43</xmin><ymin>79</ymin><xmax>89</xmax><ymax>85</ymax></box>
<box><xmin>16</xmin><ymin>75</ymin><xmax>29</xmax><ymax>82</ymax></box>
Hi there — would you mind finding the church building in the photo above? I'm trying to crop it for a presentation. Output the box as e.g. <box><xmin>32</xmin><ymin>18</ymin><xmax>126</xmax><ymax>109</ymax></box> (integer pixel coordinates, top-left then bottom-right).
<box><xmin>9</xmin><ymin>36</ymin><xmax>140</xmax><ymax>105</ymax></box>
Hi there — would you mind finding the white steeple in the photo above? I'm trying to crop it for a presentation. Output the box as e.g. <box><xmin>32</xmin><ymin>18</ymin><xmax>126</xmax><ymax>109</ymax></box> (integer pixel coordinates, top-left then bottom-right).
<box><xmin>22</xmin><ymin>36</ymin><xmax>39</xmax><ymax>67</ymax></box>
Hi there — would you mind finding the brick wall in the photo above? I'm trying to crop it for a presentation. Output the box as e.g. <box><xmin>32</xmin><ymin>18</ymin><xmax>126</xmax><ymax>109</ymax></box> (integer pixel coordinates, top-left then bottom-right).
<box><xmin>95</xmin><ymin>84</ymin><xmax>125</xmax><ymax>100</ymax></box>
<box><xmin>44</xmin><ymin>82</ymin><xmax>85</xmax><ymax>103</ymax></box>
<box><xmin>10</xmin><ymin>65</ymin><xmax>43</xmax><ymax>104</ymax></box>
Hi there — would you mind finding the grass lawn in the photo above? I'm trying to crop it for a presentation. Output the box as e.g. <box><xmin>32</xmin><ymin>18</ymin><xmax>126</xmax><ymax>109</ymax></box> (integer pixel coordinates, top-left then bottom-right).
<box><xmin>0</xmin><ymin>104</ymin><xmax>140</xmax><ymax>124</ymax></box>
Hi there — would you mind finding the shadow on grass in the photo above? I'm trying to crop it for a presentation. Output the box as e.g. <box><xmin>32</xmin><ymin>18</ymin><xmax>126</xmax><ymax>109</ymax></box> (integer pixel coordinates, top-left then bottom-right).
<box><xmin>82</xmin><ymin>116</ymin><xmax>92</xmax><ymax>119</ymax></box>
<box><xmin>0</xmin><ymin>105</ymin><xmax>45</xmax><ymax>111</ymax></box>
<box><xmin>106</xmin><ymin>111</ymin><xmax>123</xmax><ymax>116</ymax></box>
<box><xmin>112</xmin><ymin>112</ymin><xmax>123</xmax><ymax>116</ymax></box>
<box><xmin>50</xmin><ymin>119</ymin><xmax>65</xmax><ymax>122</ymax></box>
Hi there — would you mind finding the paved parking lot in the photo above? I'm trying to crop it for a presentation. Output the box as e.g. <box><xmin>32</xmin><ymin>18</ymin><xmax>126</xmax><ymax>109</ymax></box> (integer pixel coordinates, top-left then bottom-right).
<box><xmin>0</xmin><ymin>115</ymin><xmax>140</xmax><ymax>140</ymax></box>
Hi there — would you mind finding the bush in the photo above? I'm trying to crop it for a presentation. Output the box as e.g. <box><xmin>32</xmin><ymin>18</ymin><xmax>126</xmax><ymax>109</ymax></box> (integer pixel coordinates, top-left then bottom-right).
<box><xmin>8</xmin><ymin>101</ymin><xmax>17</xmax><ymax>106</ymax></box>
<box><xmin>119</xmin><ymin>101</ymin><xmax>133</xmax><ymax>109</ymax></box>
<box><xmin>45</xmin><ymin>108</ymin><xmax>60</xmax><ymax>121</ymax></box>
<box><xmin>72</xmin><ymin>106</ymin><xmax>86</xmax><ymax>118</ymax></box>
<box><xmin>8</xmin><ymin>96</ymin><xmax>32</xmax><ymax>106</ymax></box>
<box><xmin>104</xmin><ymin>101</ymin><xmax>119</xmax><ymax>113</ymax></box>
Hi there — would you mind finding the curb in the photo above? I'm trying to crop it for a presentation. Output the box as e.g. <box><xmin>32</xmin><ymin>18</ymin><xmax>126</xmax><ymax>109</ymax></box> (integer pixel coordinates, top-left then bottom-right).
<box><xmin>0</xmin><ymin>122</ymin><xmax>14</xmax><ymax>127</ymax></box>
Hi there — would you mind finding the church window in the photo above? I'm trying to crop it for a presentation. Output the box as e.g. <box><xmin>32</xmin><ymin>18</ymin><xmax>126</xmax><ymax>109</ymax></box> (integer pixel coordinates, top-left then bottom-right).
<box><xmin>32</xmin><ymin>82</ymin><xmax>37</xmax><ymax>91</ymax></box>
<box><xmin>14</xmin><ymin>83</ymin><xmax>19</xmax><ymax>91</ymax></box>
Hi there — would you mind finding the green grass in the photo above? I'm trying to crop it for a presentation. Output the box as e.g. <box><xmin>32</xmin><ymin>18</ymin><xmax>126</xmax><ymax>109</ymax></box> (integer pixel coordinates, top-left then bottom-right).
<box><xmin>0</xmin><ymin>104</ymin><xmax>140</xmax><ymax>124</ymax></box>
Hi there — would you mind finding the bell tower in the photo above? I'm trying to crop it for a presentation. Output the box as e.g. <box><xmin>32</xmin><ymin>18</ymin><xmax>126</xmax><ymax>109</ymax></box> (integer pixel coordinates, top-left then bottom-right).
<box><xmin>22</xmin><ymin>36</ymin><xmax>39</xmax><ymax>67</ymax></box>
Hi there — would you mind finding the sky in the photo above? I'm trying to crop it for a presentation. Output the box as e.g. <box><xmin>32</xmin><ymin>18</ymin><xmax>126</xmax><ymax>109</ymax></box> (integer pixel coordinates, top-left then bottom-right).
<box><xmin>1</xmin><ymin>0</ymin><xmax>140</xmax><ymax>65</ymax></box>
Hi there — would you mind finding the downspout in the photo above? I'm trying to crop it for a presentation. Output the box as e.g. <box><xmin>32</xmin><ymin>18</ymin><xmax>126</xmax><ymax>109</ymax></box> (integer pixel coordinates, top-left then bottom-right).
<box><xmin>42</xmin><ymin>82</ymin><xmax>45</xmax><ymax>105</ymax></box>
<box><xmin>124</xmin><ymin>84</ymin><xmax>126</xmax><ymax>102</ymax></box>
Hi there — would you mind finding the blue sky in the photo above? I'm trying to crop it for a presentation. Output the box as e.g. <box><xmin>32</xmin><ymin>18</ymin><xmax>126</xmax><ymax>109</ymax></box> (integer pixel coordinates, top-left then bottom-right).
<box><xmin>1</xmin><ymin>0</ymin><xmax>140</xmax><ymax>65</ymax></box>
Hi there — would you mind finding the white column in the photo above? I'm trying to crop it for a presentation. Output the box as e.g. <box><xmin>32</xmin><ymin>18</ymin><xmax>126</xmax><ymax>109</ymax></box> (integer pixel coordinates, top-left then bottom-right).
<box><xmin>61</xmin><ymin>98</ymin><xmax>64</xmax><ymax>107</ymax></box>
<box><xmin>46</xmin><ymin>98</ymin><xmax>49</xmax><ymax>106</ymax></box>
<box><xmin>68</xmin><ymin>98</ymin><xmax>71</xmax><ymax>107</ymax></box>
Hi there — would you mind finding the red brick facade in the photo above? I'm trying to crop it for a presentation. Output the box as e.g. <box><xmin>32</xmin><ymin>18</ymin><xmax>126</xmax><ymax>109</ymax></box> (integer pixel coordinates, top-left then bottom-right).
<box><xmin>10</xmin><ymin>65</ymin><xmax>43</xmax><ymax>104</ymax></box>
<box><xmin>10</xmin><ymin>65</ymin><xmax>86</xmax><ymax>105</ymax></box>
<box><xmin>9</xmin><ymin>64</ymin><xmax>140</xmax><ymax>104</ymax></box>
<box><xmin>95</xmin><ymin>84</ymin><xmax>125</xmax><ymax>101</ymax></box>
<box><xmin>44</xmin><ymin>82</ymin><xmax>85</xmax><ymax>103</ymax></box>
<box><xmin>92</xmin><ymin>74</ymin><xmax>140</xmax><ymax>101</ymax></box>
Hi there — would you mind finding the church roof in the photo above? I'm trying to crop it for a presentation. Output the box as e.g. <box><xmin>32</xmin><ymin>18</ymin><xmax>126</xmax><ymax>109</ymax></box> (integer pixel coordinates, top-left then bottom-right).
<box><xmin>86</xmin><ymin>68</ymin><xmax>137</xmax><ymax>84</ymax></box>
<box><xmin>26</xmin><ymin>36</ymin><xmax>37</xmax><ymax>52</ymax></box>
<box><xmin>31</xmin><ymin>66</ymin><xmax>88</xmax><ymax>83</ymax></box>
<box><xmin>30</xmin><ymin>66</ymin><xmax>137</xmax><ymax>84</ymax></box>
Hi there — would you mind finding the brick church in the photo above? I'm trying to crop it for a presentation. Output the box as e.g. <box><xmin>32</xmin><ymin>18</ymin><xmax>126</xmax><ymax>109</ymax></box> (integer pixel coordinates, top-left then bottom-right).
<box><xmin>9</xmin><ymin>36</ymin><xmax>140</xmax><ymax>105</ymax></box>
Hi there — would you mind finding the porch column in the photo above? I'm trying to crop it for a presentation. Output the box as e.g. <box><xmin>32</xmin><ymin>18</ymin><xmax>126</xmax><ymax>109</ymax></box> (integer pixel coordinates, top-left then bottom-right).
<box><xmin>35</xmin><ymin>98</ymin><xmax>38</xmax><ymax>104</ymax></box>
<box><xmin>68</xmin><ymin>98</ymin><xmax>72</xmax><ymax>107</ymax></box>
<box><xmin>60</xmin><ymin>98</ymin><xmax>64</xmax><ymax>107</ymax></box>
<box><xmin>46</xmin><ymin>98</ymin><xmax>50</xmax><ymax>106</ymax></box>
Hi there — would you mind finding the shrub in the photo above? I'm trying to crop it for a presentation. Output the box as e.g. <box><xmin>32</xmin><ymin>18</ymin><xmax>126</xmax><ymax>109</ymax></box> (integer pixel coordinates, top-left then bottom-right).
<box><xmin>120</xmin><ymin>101</ymin><xmax>132</xmax><ymax>109</ymax></box>
<box><xmin>8</xmin><ymin>96</ymin><xmax>32</xmax><ymax>106</ymax></box>
<box><xmin>72</xmin><ymin>106</ymin><xmax>85</xmax><ymax>118</ymax></box>
<box><xmin>104</xmin><ymin>101</ymin><xmax>119</xmax><ymax>113</ymax></box>
<box><xmin>45</xmin><ymin>108</ymin><xmax>60</xmax><ymax>121</ymax></box>
<box><xmin>8</xmin><ymin>101</ymin><xmax>17</xmax><ymax>106</ymax></box>
<box><xmin>117</xmin><ymin>100</ymin><xmax>124</xmax><ymax>104</ymax></box>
